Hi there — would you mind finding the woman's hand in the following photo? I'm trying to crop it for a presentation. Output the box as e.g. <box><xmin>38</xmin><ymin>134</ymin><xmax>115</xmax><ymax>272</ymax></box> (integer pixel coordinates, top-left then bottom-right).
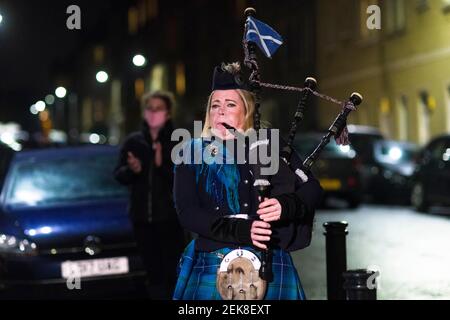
<box><xmin>250</xmin><ymin>220</ymin><xmax>272</xmax><ymax>250</ymax></box>
<box><xmin>257</xmin><ymin>198</ymin><xmax>282</xmax><ymax>222</ymax></box>
<box><xmin>127</xmin><ymin>152</ymin><xmax>142</xmax><ymax>174</ymax></box>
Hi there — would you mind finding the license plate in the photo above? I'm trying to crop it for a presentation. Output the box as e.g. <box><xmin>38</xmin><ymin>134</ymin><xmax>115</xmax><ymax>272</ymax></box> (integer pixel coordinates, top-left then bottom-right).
<box><xmin>61</xmin><ymin>257</ymin><xmax>129</xmax><ymax>279</ymax></box>
<box><xmin>319</xmin><ymin>179</ymin><xmax>342</xmax><ymax>191</ymax></box>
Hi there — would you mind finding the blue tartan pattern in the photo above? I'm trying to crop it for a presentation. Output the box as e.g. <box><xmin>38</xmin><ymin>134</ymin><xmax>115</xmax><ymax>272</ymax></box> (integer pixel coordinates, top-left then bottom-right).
<box><xmin>173</xmin><ymin>240</ymin><xmax>306</xmax><ymax>300</ymax></box>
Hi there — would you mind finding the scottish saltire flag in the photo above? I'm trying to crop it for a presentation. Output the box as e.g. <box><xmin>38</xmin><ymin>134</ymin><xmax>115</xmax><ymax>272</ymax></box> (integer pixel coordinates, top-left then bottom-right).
<box><xmin>245</xmin><ymin>16</ymin><xmax>283</xmax><ymax>58</ymax></box>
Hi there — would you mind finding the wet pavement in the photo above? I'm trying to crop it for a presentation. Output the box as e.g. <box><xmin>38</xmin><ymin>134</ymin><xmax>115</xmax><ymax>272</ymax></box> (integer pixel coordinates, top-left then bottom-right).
<box><xmin>292</xmin><ymin>203</ymin><xmax>450</xmax><ymax>300</ymax></box>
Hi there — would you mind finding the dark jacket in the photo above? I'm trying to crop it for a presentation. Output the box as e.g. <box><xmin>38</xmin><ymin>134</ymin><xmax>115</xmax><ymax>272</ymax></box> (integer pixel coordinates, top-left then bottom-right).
<box><xmin>173</xmin><ymin>135</ymin><xmax>324</xmax><ymax>252</ymax></box>
<box><xmin>114</xmin><ymin>120</ymin><xmax>177</xmax><ymax>223</ymax></box>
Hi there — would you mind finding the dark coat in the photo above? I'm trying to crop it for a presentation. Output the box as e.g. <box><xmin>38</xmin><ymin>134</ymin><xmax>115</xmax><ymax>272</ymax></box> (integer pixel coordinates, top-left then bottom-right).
<box><xmin>114</xmin><ymin>120</ymin><xmax>177</xmax><ymax>224</ymax></box>
<box><xmin>173</xmin><ymin>135</ymin><xmax>324</xmax><ymax>252</ymax></box>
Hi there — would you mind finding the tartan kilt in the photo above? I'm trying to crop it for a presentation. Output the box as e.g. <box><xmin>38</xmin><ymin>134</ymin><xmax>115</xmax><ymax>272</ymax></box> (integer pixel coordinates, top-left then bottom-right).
<box><xmin>173</xmin><ymin>240</ymin><xmax>306</xmax><ymax>300</ymax></box>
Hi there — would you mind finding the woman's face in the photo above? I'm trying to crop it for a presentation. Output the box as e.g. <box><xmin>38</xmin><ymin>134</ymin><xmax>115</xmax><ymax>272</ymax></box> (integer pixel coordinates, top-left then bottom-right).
<box><xmin>209</xmin><ymin>90</ymin><xmax>246</xmax><ymax>139</ymax></box>
<box><xmin>144</xmin><ymin>97</ymin><xmax>169</xmax><ymax>129</ymax></box>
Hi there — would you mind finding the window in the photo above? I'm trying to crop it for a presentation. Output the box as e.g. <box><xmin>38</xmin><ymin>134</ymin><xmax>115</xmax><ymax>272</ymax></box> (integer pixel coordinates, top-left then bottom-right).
<box><xmin>6</xmin><ymin>154</ymin><xmax>128</xmax><ymax>207</ymax></box>
<box><xmin>379</xmin><ymin>97</ymin><xmax>393</xmax><ymax>138</ymax></box>
<box><xmin>376</xmin><ymin>141</ymin><xmax>418</xmax><ymax>164</ymax></box>
<box><xmin>138</xmin><ymin>0</ymin><xmax>147</xmax><ymax>27</ymax></box>
<box><xmin>175</xmin><ymin>62</ymin><xmax>186</xmax><ymax>96</ymax></box>
<box><xmin>416</xmin><ymin>0</ymin><xmax>430</xmax><ymax>13</ymax></box>
<box><xmin>150</xmin><ymin>64</ymin><xmax>168</xmax><ymax>91</ymax></box>
<box><xmin>294</xmin><ymin>136</ymin><xmax>357</xmax><ymax>159</ymax></box>
<box><xmin>128</xmin><ymin>7</ymin><xmax>139</xmax><ymax>35</ymax></box>
<box><xmin>397</xmin><ymin>95</ymin><xmax>410</xmax><ymax>141</ymax></box>
<box><xmin>146</xmin><ymin>0</ymin><xmax>158</xmax><ymax>20</ymax></box>
<box><xmin>93</xmin><ymin>46</ymin><xmax>104</xmax><ymax>64</ymax></box>
<box><xmin>337</xmin><ymin>0</ymin><xmax>357</xmax><ymax>41</ymax></box>
<box><xmin>385</xmin><ymin>0</ymin><xmax>406</xmax><ymax>35</ymax></box>
<box><xmin>442</xmin><ymin>0</ymin><xmax>450</xmax><ymax>13</ymax></box>
<box><xmin>418</xmin><ymin>90</ymin><xmax>431</xmax><ymax>144</ymax></box>
<box><xmin>135</xmin><ymin>78</ymin><xmax>145</xmax><ymax>100</ymax></box>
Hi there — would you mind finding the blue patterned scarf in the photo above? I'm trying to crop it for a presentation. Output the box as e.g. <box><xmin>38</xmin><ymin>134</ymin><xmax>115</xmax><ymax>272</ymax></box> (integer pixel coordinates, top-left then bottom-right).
<box><xmin>189</xmin><ymin>138</ymin><xmax>241</xmax><ymax>214</ymax></box>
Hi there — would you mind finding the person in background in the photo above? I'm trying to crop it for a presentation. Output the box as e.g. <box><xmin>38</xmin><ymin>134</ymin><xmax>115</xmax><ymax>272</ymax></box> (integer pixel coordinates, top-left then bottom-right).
<box><xmin>114</xmin><ymin>91</ymin><xmax>185</xmax><ymax>299</ymax></box>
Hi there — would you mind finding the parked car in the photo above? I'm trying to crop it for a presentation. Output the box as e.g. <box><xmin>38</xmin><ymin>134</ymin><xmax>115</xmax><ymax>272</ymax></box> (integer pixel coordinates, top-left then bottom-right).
<box><xmin>0</xmin><ymin>145</ymin><xmax>146</xmax><ymax>299</ymax></box>
<box><xmin>0</xmin><ymin>143</ymin><xmax>15</xmax><ymax>193</ymax></box>
<box><xmin>347</xmin><ymin>124</ymin><xmax>385</xmax><ymax>163</ymax></box>
<box><xmin>368</xmin><ymin>140</ymin><xmax>419</xmax><ymax>204</ymax></box>
<box><xmin>411</xmin><ymin>135</ymin><xmax>450</xmax><ymax>212</ymax></box>
<box><xmin>347</xmin><ymin>125</ymin><xmax>385</xmax><ymax>200</ymax></box>
<box><xmin>293</xmin><ymin>133</ymin><xmax>362</xmax><ymax>208</ymax></box>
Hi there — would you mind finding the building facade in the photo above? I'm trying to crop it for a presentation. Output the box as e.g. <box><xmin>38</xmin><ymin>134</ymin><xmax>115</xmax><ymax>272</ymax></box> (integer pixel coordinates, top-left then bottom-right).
<box><xmin>316</xmin><ymin>0</ymin><xmax>450</xmax><ymax>144</ymax></box>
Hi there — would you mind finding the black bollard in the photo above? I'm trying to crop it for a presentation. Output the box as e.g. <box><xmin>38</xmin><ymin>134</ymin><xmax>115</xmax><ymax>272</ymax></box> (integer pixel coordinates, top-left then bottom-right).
<box><xmin>343</xmin><ymin>269</ymin><xmax>377</xmax><ymax>300</ymax></box>
<box><xmin>323</xmin><ymin>221</ymin><xmax>348</xmax><ymax>300</ymax></box>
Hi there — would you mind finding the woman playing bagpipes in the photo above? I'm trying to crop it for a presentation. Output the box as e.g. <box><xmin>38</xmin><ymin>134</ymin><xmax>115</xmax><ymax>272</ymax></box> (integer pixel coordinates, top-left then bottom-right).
<box><xmin>171</xmin><ymin>62</ymin><xmax>324</xmax><ymax>300</ymax></box>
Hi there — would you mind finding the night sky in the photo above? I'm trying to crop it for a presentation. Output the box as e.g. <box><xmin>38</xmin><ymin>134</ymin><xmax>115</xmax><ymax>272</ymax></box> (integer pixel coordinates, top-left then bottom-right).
<box><xmin>0</xmin><ymin>0</ymin><xmax>114</xmax><ymax>129</ymax></box>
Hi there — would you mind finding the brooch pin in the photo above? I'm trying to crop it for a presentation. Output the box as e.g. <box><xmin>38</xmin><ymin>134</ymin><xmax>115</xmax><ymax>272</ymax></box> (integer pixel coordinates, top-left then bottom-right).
<box><xmin>208</xmin><ymin>144</ymin><xmax>219</xmax><ymax>157</ymax></box>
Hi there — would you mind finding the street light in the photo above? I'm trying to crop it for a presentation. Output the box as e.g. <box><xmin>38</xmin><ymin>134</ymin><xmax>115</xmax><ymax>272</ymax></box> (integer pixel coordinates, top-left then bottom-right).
<box><xmin>29</xmin><ymin>104</ymin><xmax>38</xmax><ymax>115</ymax></box>
<box><xmin>132</xmin><ymin>54</ymin><xmax>146</xmax><ymax>67</ymax></box>
<box><xmin>45</xmin><ymin>94</ymin><xmax>55</xmax><ymax>105</ymax></box>
<box><xmin>89</xmin><ymin>133</ymin><xmax>100</xmax><ymax>144</ymax></box>
<box><xmin>0</xmin><ymin>14</ymin><xmax>3</xmax><ymax>25</ymax></box>
<box><xmin>96</xmin><ymin>71</ymin><xmax>108</xmax><ymax>83</ymax></box>
<box><xmin>55</xmin><ymin>87</ymin><xmax>67</xmax><ymax>98</ymax></box>
<box><xmin>35</xmin><ymin>100</ymin><xmax>46</xmax><ymax>112</ymax></box>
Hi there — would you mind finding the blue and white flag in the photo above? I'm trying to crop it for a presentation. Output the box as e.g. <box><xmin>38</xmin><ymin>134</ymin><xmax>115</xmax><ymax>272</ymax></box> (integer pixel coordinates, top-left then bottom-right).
<box><xmin>245</xmin><ymin>16</ymin><xmax>283</xmax><ymax>58</ymax></box>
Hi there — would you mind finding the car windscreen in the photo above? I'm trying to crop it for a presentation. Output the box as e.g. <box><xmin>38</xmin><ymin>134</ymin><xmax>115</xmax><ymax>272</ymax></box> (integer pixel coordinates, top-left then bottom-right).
<box><xmin>348</xmin><ymin>133</ymin><xmax>383</xmax><ymax>161</ymax></box>
<box><xmin>375</xmin><ymin>142</ymin><xmax>418</xmax><ymax>165</ymax></box>
<box><xmin>294</xmin><ymin>137</ymin><xmax>356</xmax><ymax>159</ymax></box>
<box><xmin>4</xmin><ymin>153</ymin><xmax>128</xmax><ymax>207</ymax></box>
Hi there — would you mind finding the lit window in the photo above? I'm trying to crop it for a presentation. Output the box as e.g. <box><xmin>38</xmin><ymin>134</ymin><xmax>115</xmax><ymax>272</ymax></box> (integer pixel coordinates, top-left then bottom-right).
<box><xmin>150</xmin><ymin>64</ymin><xmax>167</xmax><ymax>91</ymax></box>
<box><xmin>93</xmin><ymin>46</ymin><xmax>104</xmax><ymax>64</ymax></box>
<box><xmin>138</xmin><ymin>0</ymin><xmax>147</xmax><ymax>27</ymax></box>
<box><xmin>147</xmin><ymin>0</ymin><xmax>158</xmax><ymax>20</ymax></box>
<box><xmin>128</xmin><ymin>7</ymin><xmax>139</xmax><ymax>35</ymax></box>
<box><xmin>176</xmin><ymin>62</ymin><xmax>186</xmax><ymax>96</ymax></box>
<box><xmin>135</xmin><ymin>78</ymin><xmax>145</xmax><ymax>100</ymax></box>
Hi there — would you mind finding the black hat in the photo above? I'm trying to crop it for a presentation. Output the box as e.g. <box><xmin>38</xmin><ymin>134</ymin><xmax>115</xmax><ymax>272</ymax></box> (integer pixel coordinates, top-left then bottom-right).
<box><xmin>211</xmin><ymin>63</ymin><xmax>249</xmax><ymax>91</ymax></box>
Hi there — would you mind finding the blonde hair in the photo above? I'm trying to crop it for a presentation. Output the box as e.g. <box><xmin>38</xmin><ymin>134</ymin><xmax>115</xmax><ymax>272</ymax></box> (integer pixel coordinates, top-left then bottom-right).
<box><xmin>202</xmin><ymin>62</ymin><xmax>255</xmax><ymax>137</ymax></box>
<box><xmin>202</xmin><ymin>89</ymin><xmax>255</xmax><ymax>137</ymax></box>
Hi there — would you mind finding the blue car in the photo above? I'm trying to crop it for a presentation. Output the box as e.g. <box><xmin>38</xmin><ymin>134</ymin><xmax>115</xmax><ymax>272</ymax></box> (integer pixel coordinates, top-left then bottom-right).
<box><xmin>0</xmin><ymin>145</ymin><xmax>146</xmax><ymax>299</ymax></box>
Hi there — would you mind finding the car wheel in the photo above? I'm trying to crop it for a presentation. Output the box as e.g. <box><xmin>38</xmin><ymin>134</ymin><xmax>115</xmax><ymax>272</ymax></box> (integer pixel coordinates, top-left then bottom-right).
<box><xmin>411</xmin><ymin>182</ymin><xmax>429</xmax><ymax>212</ymax></box>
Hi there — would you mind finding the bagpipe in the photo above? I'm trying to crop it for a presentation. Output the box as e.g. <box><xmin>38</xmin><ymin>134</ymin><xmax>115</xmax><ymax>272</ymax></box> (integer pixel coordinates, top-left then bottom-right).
<box><xmin>217</xmin><ymin>7</ymin><xmax>362</xmax><ymax>300</ymax></box>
